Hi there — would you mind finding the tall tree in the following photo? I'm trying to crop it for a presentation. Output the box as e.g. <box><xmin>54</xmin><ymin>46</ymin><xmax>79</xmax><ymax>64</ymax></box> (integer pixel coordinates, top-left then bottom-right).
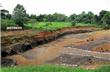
<box><xmin>101</xmin><ymin>12</ymin><xmax>110</xmax><ymax>26</ymax></box>
<box><xmin>69</xmin><ymin>14</ymin><xmax>77</xmax><ymax>21</ymax></box>
<box><xmin>99</xmin><ymin>10</ymin><xmax>108</xmax><ymax>24</ymax></box>
<box><xmin>12</xmin><ymin>4</ymin><xmax>27</xmax><ymax>27</ymax></box>
<box><xmin>30</xmin><ymin>14</ymin><xmax>37</xmax><ymax>19</ymax></box>
<box><xmin>85</xmin><ymin>11</ymin><xmax>94</xmax><ymax>23</ymax></box>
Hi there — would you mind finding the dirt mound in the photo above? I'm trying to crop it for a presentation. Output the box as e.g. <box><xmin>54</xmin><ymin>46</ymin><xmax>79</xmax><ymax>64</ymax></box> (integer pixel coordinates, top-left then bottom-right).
<box><xmin>92</xmin><ymin>43</ymin><xmax>110</xmax><ymax>52</ymax></box>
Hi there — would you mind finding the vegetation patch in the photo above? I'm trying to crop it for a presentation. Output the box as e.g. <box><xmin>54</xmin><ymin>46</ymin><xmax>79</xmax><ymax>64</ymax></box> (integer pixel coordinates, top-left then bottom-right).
<box><xmin>1</xmin><ymin>64</ymin><xmax>110</xmax><ymax>72</ymax></box>
<box><xmin>25</xmin><ymin>22</ymin><xmax>99</xmax><ymax>31</ymax></box>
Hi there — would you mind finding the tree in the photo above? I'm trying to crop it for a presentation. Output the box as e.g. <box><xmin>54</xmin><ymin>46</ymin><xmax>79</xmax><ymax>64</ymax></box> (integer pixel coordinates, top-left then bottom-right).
<box><xmin>98</xmin><ymin>10</ymin><xmax>108</xmax><ymax>24</ymax></box>
<box><xmin>52</xmin><ymin>13</ymin><xmax>67</xmax><ymax>22</ymax></box>
<box><xmin>69</xmin><ymin>14</ymin><xmax>77</xmax><ymax>21</ymax></box>
<box><xmin>12</xmin><ymin>4</ymin><xmax>27</xmax><ymax>27</ymax></box>
<box><xmin>30</xmin><ymin>14</ymin><xmax>37</xmax><ymax>19</ymax></box>
<box><xmin>36</xmin><ymin>14</ymin><xmax>47</xmax><ymax>22</ymax></box>
<box><xmin>85</xmin><ymin>11</ymin><xmax>94</xmax><ymax>23</ymax></box>
<box><xmin>1</xmin><ymin>9</ymin><xmax>11</xmax><ymax>19</ymax></box>
<box><xmin>94</xmin><ymin>15</ymin><xmax>100</xmax><ymax>24</ymax></box>
<box><xmin>101</xmin><ymin>12</ymin><xmax>110</xmax><ymax>25</ymax></box>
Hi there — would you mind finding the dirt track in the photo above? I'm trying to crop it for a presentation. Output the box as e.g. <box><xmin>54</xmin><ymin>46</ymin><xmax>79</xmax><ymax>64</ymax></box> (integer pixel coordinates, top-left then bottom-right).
<box><xmin>5</xmin><ymin>30</ymin><xmax>110</xmax><ymax>66</ymax></box>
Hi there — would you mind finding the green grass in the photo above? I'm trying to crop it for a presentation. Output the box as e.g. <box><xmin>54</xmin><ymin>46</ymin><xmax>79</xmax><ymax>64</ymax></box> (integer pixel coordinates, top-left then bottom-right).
<box><xmin>1</xmin><ymin>19</ymin><xmax>16</xmax><ymax>30</ymax></box>
<box><xmin>76</xmin><ymin>23</ymin><xmax>97</xmax><ymax>27</ymax></box>
<box><xmin>24</xmin><ymin>22</ymin><xmax>99</xmax><ymax>31</ymax></box>
<box><xmin>1</xmin><ymin>65</ymin><xmax>93</xmax><ymax>72</ymax></box>
<box><xmin>1</xmin><ymin>64</ymin><xmax>110</xmax><ymax>72</ymax></box>
<box><xmin>25</xmin><ymin>22</ymin><xmax>72</xmax><ymax>31</ymax></box>
<box><xmin>95</xmin><ymin>65</ymin><xmax>110</xmax><ymax>72</ymax></box>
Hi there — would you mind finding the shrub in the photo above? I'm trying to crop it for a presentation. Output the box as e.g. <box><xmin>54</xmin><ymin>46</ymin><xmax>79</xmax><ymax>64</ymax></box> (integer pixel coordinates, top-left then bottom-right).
<box><xmin>100</xmin><ymin>24</ymin><xmax>110</xmax><ymax>30</ymax></box>
<box><xmin>71</xmin><ymin>21</ymin><xmax>76</xmax><ymax>26</ymax></box>
<box><xmin>45</xmin><ymin>22</ymin><xmax>52</xmax><ymax>26</ymax></box>
<box><xmin>1</xmin><ymin>19</ymin><xmax>16</xmax><ymax>31</ymax></box>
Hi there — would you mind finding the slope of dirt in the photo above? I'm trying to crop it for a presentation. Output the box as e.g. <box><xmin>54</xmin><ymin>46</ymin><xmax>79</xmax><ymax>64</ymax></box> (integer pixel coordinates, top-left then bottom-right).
<box><xmin>2</xmin><ymin>29</ymin><xmax>110</xmax><ymax>67</ymax></box>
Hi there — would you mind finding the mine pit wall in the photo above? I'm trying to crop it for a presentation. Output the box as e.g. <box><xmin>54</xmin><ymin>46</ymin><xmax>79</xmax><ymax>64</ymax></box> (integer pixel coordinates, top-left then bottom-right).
<box><xmin>1</xmin><ymin>27</ymin><xmax>96</xmax><ymax>57</ymax></box>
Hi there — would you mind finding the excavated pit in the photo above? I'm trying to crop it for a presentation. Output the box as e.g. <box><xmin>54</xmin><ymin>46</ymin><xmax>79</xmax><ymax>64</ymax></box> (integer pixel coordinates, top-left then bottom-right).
<box><xmin>2</xmin><ymin>27</ymin><xmax>110</xmax><ymax>67</ymax></box>
<box><xmin>1</xmin><ymin>27</ymin><xmax>96</xmax><ymax>57</ymax></box>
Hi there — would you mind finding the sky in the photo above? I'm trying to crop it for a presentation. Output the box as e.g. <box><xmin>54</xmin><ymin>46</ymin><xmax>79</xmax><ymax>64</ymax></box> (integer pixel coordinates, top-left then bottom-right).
<box><xmin>0</xmin><ymin>0</ymin><xmax>110</xmax><ymax>16</ymax></box>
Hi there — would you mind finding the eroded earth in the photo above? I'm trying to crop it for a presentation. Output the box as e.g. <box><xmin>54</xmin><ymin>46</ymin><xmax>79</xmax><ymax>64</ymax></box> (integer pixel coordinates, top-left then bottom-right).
<box><xmin>2</xmin><ymin>29</ymin><xmax>110</xmax><ymax>67</ymax></box>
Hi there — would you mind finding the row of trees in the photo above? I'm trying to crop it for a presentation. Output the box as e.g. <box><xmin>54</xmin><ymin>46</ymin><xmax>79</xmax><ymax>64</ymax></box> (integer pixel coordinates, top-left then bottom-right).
<box><xmin>1</xmin><ymin>4</ymin><xmax>110</xmax><ymax>28</ymax></box>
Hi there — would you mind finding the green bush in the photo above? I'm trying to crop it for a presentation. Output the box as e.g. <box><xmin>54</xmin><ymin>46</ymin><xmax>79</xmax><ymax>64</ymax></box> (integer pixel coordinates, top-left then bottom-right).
<box><xmin>103</xmin><ymin>24</ymin><xmax>110</xmax><ymax>30</ymax></box>
<box><xmin>1</xmin><ymin>19</ymin><xmax>16</xmax><ymax>31</ymax></box>
<box><xmin>71</xmin><ymin>21</ymin><xmax>76</xmax><ymax>26</ymax></box>
<box><xmin>26</xmin><ymin>19</ymin><xmax>37</xmax><ymax>24</ymax></box>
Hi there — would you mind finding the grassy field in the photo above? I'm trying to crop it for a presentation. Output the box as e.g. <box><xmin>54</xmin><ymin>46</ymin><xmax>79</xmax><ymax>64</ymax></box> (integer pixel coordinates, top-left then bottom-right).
<box><xmin>24</xmin><ymin>22</ymin><xmax>99</xmax><ymax>31</ymax></box>
<box><xmin>1</xmin><ymin>65</ymin><xmax>110</xmax><ymax>72</ymax></box>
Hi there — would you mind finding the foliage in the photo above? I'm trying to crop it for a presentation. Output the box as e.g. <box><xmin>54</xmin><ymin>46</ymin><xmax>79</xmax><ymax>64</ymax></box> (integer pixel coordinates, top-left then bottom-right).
<box><xmin>1</xmin><ymin>9</ymin><xmax>11</xmax><ymax>19</ymax></box>
<box><xmin>36</xmin><ymin>13</ymin><xmax>68</xmax><ymax>22</ymax></box>
<box><xmin>71</xmin><ymin>21</ymin><xmax>76</xmax><ymax>26</ymax></box>
<box><xmin>25</xmin><ymin>22</ymin><xmax>100</xmax><ymax>31</ymax></box>
<box><xmin>1</xmin><ymin>4</ymin><xmax>110</xmax><ymax>30</ymax></box>
<box><xmin>12</xmin><ymin>4</ymin><xmax>27</xmax><ymax>27</ymax></box>
<box><xmin>70</xmin><ymin>11</ymin><xmax>94</xmax><ymax>24</ymax></box>
<box><xmin>29</xmin><ymin>14</ymin><xmax>37</xmax><ymax>19</ymax></box>
<box><xmin>25</xmin><ymin>22</ymin><xmax>72</xmax><ymax>31</ymax></box>
<box><xmin>1</xmin><ymin>19</ymin><xmax>16</xmax><ymax>31</ymax></box>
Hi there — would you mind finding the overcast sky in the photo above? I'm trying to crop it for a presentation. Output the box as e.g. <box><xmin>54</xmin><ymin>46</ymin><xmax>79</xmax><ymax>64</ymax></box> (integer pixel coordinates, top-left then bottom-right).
<box><xmin>0</xmin><ymin>0</ymin><xmax>110</xmax><ymax>16</ymax></box>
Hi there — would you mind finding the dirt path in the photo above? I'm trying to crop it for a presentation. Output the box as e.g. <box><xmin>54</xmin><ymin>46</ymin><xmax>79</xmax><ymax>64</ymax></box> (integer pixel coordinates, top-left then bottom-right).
<box><xmin>7</xmin><ymin>30</ymin><xmax>110</xmax><ymax>66</ymax></box>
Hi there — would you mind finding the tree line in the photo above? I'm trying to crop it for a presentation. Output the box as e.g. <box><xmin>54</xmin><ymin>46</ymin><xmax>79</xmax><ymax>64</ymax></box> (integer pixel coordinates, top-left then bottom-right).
<box><xmin>1</xmin><ymin>4</ymin><xmax>110</xmax><ymax>30</ymax></box>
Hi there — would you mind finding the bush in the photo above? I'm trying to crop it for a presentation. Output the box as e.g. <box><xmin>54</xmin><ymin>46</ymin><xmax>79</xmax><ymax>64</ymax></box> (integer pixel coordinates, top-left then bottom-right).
<box><xmin>45</xmin><ymin>22</ymin><xmax>52</xmax><ymax>26</ymax></box>
<box><xmin>26</xmin><ymin>19</ymin><xmax>37</xmax><ymax>24</ymax></box>
<box><xmin>1</xmin><ymin>19</ymin><xmax>16</xmax><ymax>31</ymax></box>
<box><xmin>101</xmin><ymin>24</ymin><xmax>110</xmax><ymax>30</ymax></box>
<box><xmin>71</xmin><ymin>21</ymin><xmax>76</xmax><ymax>26</ymax></box>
